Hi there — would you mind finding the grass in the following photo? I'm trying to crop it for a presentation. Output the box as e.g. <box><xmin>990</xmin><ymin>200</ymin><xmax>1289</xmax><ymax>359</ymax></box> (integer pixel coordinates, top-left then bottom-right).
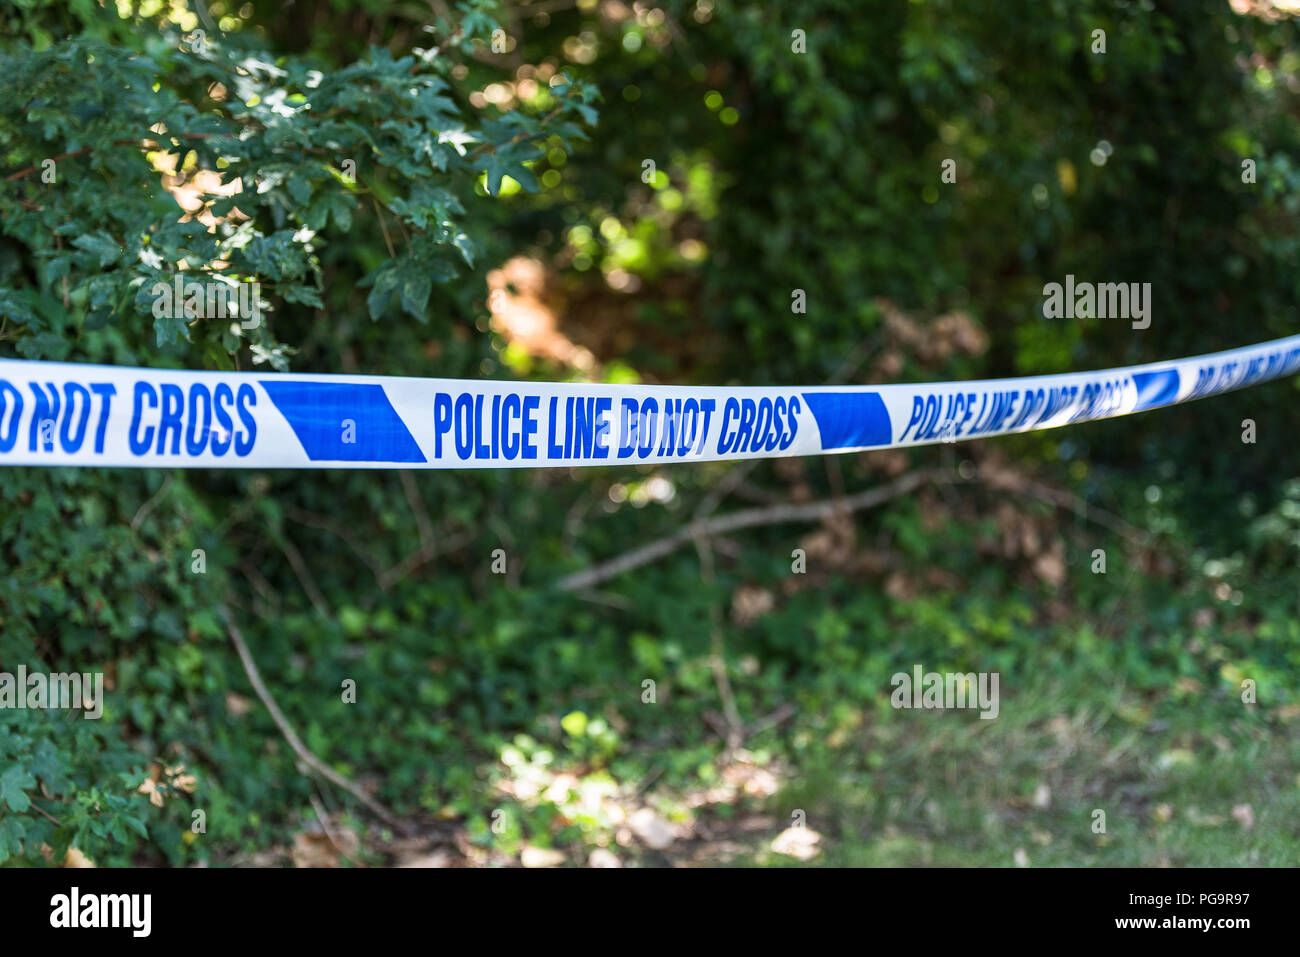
<box><xmin>748</xmin><ymin>643</ymin><xmax>1300</xmax><ymax>867</ymax></box>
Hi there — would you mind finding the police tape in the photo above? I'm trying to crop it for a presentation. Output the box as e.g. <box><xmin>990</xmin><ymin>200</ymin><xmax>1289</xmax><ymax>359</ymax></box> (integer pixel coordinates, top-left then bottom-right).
<box><xmin>1</xmin><ymin>334</ymin><xmax>1298</xmax><ymax>469</ymax></box>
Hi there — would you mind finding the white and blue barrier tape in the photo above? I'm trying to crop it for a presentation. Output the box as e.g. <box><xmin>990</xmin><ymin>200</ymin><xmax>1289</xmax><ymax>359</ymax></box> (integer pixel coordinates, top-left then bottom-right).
<box><xmin>0</xmin><ymin>334</ymin><xmax>1297</xmax><ymax>469</ymax></box>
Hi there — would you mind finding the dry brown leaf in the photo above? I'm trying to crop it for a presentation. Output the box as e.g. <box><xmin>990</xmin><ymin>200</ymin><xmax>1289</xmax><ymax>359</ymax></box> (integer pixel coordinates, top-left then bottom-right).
<box><xmin>771</xmin><ymin>826</ymin><xmax>821</xmax><ymax>861</ymax></box>
<box><xmin>63</xmin><ymin>847</ymin><xmax>96</xmax><ymax>868</ymax></box>
<box><xmin>291</xmin><ymin>828</ymin><xmax>360</xmax><ymax>868</ymax></box>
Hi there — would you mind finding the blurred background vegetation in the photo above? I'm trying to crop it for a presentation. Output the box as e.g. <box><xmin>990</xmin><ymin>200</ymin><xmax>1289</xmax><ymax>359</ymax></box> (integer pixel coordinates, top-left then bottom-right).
<box><xmin>2</xmin><ymin>0</ymin><xmax>1299</xmax><ymax>867</ymax></box>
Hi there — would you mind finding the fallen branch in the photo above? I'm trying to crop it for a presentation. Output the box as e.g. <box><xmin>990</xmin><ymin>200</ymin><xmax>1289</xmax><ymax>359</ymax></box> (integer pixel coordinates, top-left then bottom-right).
<box><xmin>555</xmin><ymin>468</ymin><xmax>951</xmax><ymax>592</ymax></box>
<box><xmin>554</xmin><ymin>461</ymin><xmax>1144</xmax><ymax>593</ymax></box>
<box><xmin>222</xmin><ymin>607</ymin><xmax>410</xmax><ymax>834</ymax></box>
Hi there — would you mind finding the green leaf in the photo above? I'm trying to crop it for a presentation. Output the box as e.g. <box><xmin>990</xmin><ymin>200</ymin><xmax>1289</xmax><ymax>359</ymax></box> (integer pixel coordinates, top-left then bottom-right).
<box><xmin>0</xmin><ymin>765</ymin><xmax>35</xmax><ymax>813</ymax></box>
<box><xmin>362</xmin><ymin>264</ymin><xmax>400</xmax><ymax>320</ymax></box>
<box><xmin>71</xmin><ymin>232</ymin><xmax>123</xmax><ymax>268</ymax></box>
<box><xmin>452</xmin><ymin>232</ymin><xmax>476</xmax><ymax>267</ymax></box>
<box><xmin>480</xmin><ymin>149</ymin><xmax>540</xmax><ymax>195</ymax></box>
<box><xmin>282</xmin><ymin>282</ymin><xmax>325</xmax><ymax>308</ymax></box>
<box><xmin>399</xmin><ymin>265</ymin><xmax>432</xmax><ymax>320</ymax></box>
<box><xmin>0</xmin><ymin>815</ymin><xmax>26</xmax><ymax>863</ymax></box>
<box><xmin>153</xmin><ymin>310</ymin><xmax>189</xmax><ymax>347</ymax></box>
<box><xmin>204</xmin><ymin>340</ymin><xmax>236</xmax><ymax>370</ymax></box>
<box><xmin>286</xmin><ymin>174</ymin><xmax>314</xmax><ymax>204</ymax></box>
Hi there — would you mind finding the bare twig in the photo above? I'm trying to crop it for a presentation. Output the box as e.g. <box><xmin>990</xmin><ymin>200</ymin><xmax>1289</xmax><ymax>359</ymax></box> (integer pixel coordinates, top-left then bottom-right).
<box><xmin>55</xmin><ymin>235</ymin><xmax>68</xmax><ymax>308</ymax></box>
<box><xmin>377</xmin><ymin>527</ymin><xmax>473</xmax><ymax>591</ymax></box>
<box><xmin>222</xmin><ymin>607</ymin><xmax>410</xmax><ymax>834</ymax></box>
<box><xmin>399</xmin><ymin>470</ymin><xmax>435</xmax><ymax>553</ymax></box>
<box><xmin>745</xmin><ymin>702</ymin><xmax>797</xmax><ymax>739</ymax></box>
<box><xmin>827</xmin><ymin>328</ymin><xmax>885</xmax><ymax>386</ymax></box>
<box><xmin>694</xmin><ymin>536</ymin><xmax>743</xmax><ymax>753</ymax></box>
<box><xmin>6</xmin><ymin>146</ymin><xmax>94</xmax><ymax>181</ymax></box>
<box><xmin>562</xmin><ymin>491</ymin><xmax>594</xmax><ymax>554</ymax></box>
<box><xmin>372</xmin><ymin>196</ymin><xmax>397</xmax><ymax>258</ymax></box>
<box><xmin>130</xmin><ymin>475</ymin><xmax>175</xmax><ymax>530</ymax></box>
<box><xmin>369</xmin><ymin>472</ymin><xmax>466</xmax><ymax>588</ymax></box>
<box><xmin>193</xmin><ymin>1</ymin><xmax>219</xmax><ymax>34</ymax></box>
<box><xmin>1016</xmin><ymin>474</ymin><xmax>1147</xmax><ymax>544</ymax></box>
<box><xmin>5</xmin><ymin>134</ymin><xmax>214</xmax><ymax>182</ymax></box>
<box><xmin>283</xmin><ymin>504</ymin><xmax>387</xmax><ymax>584</ymax></box>
<box><xmin>281</xmin><ymin>536</ymin><xmax>332</xmax><ymax>618</ymax></box>
<box><xmin>693</xmin><ymin>459</ymin><xmax>759</xmax><ymax>522</ymax></box>
<box><xmin>570</xmin><ymin>589</ymin><xmax>632</xmax><ymax>610</ymax></box>
<box><xmin>240</xmin><ymin>562</ymin><xmax>279</xmax><ymax>609</ymax></box>
<box><xmin>824</xmin><ymin>454</ymin><xmax>848</xmax><ymax>516</ymax></box>
<box><xmin>30</xmin><ymin>803</ymin><xmax>61</xmax><ymax>826</ymax></box>
<box><xmin>309</xmin><ymin>789</ymin><xmax>355</xmax><ymax>864</ymax></box>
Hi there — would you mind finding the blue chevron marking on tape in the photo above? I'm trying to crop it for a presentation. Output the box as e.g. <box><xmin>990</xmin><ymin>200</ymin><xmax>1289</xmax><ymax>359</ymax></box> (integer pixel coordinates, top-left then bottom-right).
<box><xmin>1130</xmin><ymin>370</ymin><xmax>1181</xmax><ymax>412</ymax></box>
<box><xmin>800</xmin><ymin>392</ymin><xmax>893</xmax><ymax>449</ymax></box>
<box><xmin>258</xmin><ymin>381</ymin><xmax>426</xmax><ymax>463</ymax></box>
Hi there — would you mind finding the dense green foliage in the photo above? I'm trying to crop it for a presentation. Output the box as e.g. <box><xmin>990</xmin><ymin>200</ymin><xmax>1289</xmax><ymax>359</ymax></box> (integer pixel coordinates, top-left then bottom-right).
<box><xmin>2</xmin><ymin>0</ymin><xmax>1298</xmax><ymax>867</ymax></box>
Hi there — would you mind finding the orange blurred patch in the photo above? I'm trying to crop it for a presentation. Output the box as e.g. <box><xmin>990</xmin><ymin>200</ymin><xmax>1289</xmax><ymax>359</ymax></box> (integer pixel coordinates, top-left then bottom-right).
<box><xmin>487</xmin><ymin>256</ymin><xmax>597</xmax><ymax>373</ymax></box>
